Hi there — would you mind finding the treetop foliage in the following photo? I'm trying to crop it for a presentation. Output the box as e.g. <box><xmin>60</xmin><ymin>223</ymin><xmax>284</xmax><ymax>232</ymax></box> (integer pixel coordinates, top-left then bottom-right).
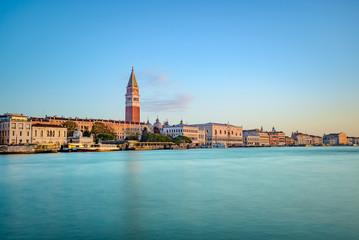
<box><xmin>172</xmin><ymin>135</ymin><xmax>192</xmax><ymax>145</ymax></box>
<box><xmin>62</xmin><ymin>121</ymin><xmax>77</xmax><ymax>137</ymax></box>
<box><xmin>140</xmin><ymin>133</ymin><xmax>172</xmax><ymax>142</ymax></box>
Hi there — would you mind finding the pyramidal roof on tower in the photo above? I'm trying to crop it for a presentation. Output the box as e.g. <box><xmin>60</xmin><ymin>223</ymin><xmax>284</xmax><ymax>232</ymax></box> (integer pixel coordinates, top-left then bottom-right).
<box><xmin>127</xmin><ymin>66</ymin><xmax>138</xmax><ymax>88</ymax></box>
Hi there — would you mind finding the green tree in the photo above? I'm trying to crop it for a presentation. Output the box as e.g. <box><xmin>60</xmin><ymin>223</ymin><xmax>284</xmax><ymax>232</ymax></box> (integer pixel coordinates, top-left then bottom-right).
<box><xmin>83</xmin><ymin>130</ymin><xmax>91</xmax><ymax>137</ymax></box>
<box><xmin>125</xmin><ymin>133</ymin><xmax>140</xmax><ymax>141</ymax></box>
<box><xmin>97</xmin><ymin>133</ymin><xmax>116</xmax><ymax>141</ymax></box>
<box><xmin>140</xmin><ymin>133</ymin><xmax>172</xmax><ymax>142</ymax></box>
<box><xmin>62</xmin><ymin>121</ymin><xmax>77</xmax><ymax>137</ymax></box>
<box><xmin>172</xmin><ymin>135</ymin><xmax>192</xmax><ymax>145</ymax></box>
<box><xmin>91</xmin><ymin>122</ymin><xmax>116</xmax><ymax>141</ymax></box>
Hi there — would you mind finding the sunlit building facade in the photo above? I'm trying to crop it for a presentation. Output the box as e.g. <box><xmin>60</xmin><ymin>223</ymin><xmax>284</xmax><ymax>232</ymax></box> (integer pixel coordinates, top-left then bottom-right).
<box><xmin>191</xmin><ymin>123</ymin><xmax>243</xmax><ymax>147</ymax></box>
<box><xmin>0</xmin><ymin>113</ymin><xmax>32</xmax><ymax>145</ymax></box>
<box><xmin>163</xmin><ymin>120</ymin><xmax>205</xmax><ymax>145</ymax></box>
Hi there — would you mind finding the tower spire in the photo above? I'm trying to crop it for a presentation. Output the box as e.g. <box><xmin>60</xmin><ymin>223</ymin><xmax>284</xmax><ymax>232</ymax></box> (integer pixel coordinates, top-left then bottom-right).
<box><xmin>127</xmin><ymin>66</ymin><xmax>138</xmax><ymax>88</ymax></box>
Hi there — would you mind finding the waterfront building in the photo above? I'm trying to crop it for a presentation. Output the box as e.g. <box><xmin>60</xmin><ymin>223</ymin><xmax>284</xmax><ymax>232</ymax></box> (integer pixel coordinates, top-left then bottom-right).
<box><xmin>268</xmin><ymin>127</ymin><xmax>285</xmax><ymax>146</ymax></box>
<box><xmin>31</xmin><ymin>123</ymin><xmax>67</xmax><ymax>147</ymax></box>
<box><xmin>243</xmin><ymin>132</ymin><xmax>260</xmax><ymax>146</ymax></box>
<box><xmin>35</xmin><ymin>116</ymin><xmax>147</xmax><ymax>140</ymax></box>
<box><xmin>323</xmin><ymin>132</ymin><xmax>347</xmax><ymax>145</ymax></box>
<box><xmin>163</xmin><ymin>120</ymin><xmax>205</xmax><ymax>144</ymax></box>
<box><xmin>268</xmin><ymin>132</ymin><xmax>279</xmax><ymax>146</ymax></box>
<box><xmin>347</xmin><ymin>137</ymin><xmax>359</xmax><ymax>145</ymax></box>
<box><xmin>191</xmin><ymin>123</ymin><xmax>243</xmax><ymax>147</ymax></box>
<box><xmin>243</xmin><ymin>129</ymin><xmax>269</xmax><ymax>146</ymax></box>
<box><xmin>68</xmin><ymin>129</ymin><xmax>94</xmax><ymax>146</ymax></box>
<box><xmin>0</xmin><ymin>113</ymin><xmax>32</xmax><ymax>145</ymax></box>
<box><xmin>198</xmin><ymin>129</ymin><xmax>206</xmax><ymax>145</ymax></box>
<box><xmin>291</xmin><ymin>131</ymin><xmax>312</xmax><ymax>145</ymax></box>
<box><xmin>125</xmin><ymin>67</ymin><xmax>140</xmax><ymax>123</ymax></box>
<box><xmin>285</xmin><ymin>136</ymin><xmax>294</xmax><ymax>146</ymax></box>
<box><xmin>310</xmin><ymin>135</ymin><xmax>323</xmax><ymax>146</ymax></box>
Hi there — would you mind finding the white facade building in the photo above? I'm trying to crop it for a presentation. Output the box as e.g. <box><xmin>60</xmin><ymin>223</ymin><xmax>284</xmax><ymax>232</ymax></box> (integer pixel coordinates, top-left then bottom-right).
<box><xmin>0</xmin><ymin>113</ymin><xmax>32</xmax><ymax>145</ymax></box>
<box><xmin>163</xmin><ymin>121</ymin><xmax>205</xmax><ymax>144</ymax></box>
<box><xmin>31</xmin><ymin>123</ymin><xmax>67</xmax><ymax>147</ymax></box>
<box><xmin>190</xmin><ymin>123</ymin><xmax>243</xmax><ymax>147</ymax></box>
<box><xmin>243</xmin><ymin>132</ymin><xmax>260</xmax><ymax>146</ymax></box>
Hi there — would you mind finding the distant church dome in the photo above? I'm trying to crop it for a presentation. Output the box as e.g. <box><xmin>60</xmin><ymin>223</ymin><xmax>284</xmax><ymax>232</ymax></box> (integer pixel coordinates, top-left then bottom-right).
<box><xmin>153</xmin><ymin>117</ymin><xmax>163</xmax><ymax>132</ymax></box>
<box><xmin>146</xmin><ymin>119</ymin><xmax>153</xmax><ymax>127</ymax></box>
<box><xmin>73</xmin><ymin>129</ymin><xmax>83</xmax><ymax>138</ymax></box>
<box><xmin>146</xmin><ymin>119</ymin><xmax>153</xmax><ymax>131</ymax></box>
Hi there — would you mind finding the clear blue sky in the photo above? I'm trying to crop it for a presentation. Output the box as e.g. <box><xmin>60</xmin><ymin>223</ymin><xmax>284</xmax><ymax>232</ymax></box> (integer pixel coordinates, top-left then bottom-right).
<box><xmin>0</xmin><ymin>0</ymin><xmax>358</xmax><ymax>136</ymax></box>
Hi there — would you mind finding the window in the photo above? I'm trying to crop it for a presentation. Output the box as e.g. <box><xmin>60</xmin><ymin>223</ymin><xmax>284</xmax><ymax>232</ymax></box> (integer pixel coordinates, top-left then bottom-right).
<box><xmin>59</xmin><ymin>131</ymin><xmax>61</xmax><ymax>137</ymax></box>
<box><xmin>12</xmin><ymin>131</ymin><xmax>15</xmax><ymax>136</ymax></box>
<box><xmin>19</xmin><ymin>123</ymin><xmax>23</xmax><ymax>129</ymax></box>
<box><xmin>11</xmin><ymin>123</ymin><xmax>16</xmax><ymax>128</ymax></box>
<box><xmin>26</xmin><ymin>124</ymin><xmax>30</xmax><ymax>129</ymax></box>
<box><xmin>41</xmin><ymin>130</ymin><xmax>43</xmax><ymax>137</ymax></box>
<box><xmin>35</xmin><ymin>130</ymin><xmax>37</xmax><ymax>137</ymax></box>
<box><xmin>53</xmin><ymin>131</ymin><xmax>55</xmax><ymax>137</ymax></box>
<box><xmin>27</xmin><ymin>132</ymin><xmax>29</xmax><ymax>136</ymax></box>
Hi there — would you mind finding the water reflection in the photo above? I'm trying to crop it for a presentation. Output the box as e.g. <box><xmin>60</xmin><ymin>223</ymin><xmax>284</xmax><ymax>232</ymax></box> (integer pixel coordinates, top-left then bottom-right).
<box><xmin>122</xmin><ymin>151</ymin><xmax>144</xmax><ymax>239</ymax></box>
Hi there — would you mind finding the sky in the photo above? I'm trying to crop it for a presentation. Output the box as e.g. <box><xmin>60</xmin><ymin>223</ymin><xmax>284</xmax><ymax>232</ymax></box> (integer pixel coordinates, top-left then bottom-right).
<box><xmin>0</xmin><ymin>0</ymin><xmax>358</xmax><ymax>136</ymax></box>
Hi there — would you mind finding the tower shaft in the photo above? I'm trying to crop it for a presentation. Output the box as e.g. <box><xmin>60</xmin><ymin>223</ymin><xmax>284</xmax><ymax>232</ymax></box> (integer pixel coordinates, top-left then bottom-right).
<box><xmin>125</xmin><ymin>67</ymin><xmax>140</xmax><ymax>123</ymax></box>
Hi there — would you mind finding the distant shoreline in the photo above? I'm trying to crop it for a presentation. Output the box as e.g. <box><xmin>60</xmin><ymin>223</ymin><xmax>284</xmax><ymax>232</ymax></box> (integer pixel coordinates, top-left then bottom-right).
<box><xmin>0</xmin><ymin>144</ymin><xmax>357</xmax><ymax>155</ymax></box>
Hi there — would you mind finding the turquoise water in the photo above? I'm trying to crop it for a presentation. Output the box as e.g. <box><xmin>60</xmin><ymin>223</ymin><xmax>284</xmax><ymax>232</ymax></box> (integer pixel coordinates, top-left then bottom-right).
<box><xmin>1</xmin><ymin>147</ymin><xmax>359</xmax><ymax>240</ymax></box>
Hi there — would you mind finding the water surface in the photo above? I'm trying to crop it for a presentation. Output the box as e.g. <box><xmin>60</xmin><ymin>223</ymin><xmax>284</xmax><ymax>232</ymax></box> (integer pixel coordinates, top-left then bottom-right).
<box><xmin>1</xmin><ymin>147</ymin><xmax>359</xmax><ymax>240</ymax></box>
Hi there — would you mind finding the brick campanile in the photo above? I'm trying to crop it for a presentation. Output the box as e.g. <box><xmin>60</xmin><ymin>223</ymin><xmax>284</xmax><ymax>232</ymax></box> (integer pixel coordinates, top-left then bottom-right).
<box><xmin>125</xmin><ymin>66</ymin><xmax>140</xmax><ymax>123</ymax></box>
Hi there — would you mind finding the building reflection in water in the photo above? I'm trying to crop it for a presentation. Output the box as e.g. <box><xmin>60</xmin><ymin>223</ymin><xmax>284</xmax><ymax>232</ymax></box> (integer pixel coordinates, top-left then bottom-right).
<box><xmin>122</xmin><ymin>151</ymin><xmax>144</xmax><ymax>239</ymax></box>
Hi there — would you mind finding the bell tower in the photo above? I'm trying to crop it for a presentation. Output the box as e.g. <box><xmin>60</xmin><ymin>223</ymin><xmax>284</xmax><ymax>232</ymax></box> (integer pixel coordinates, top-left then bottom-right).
<box><xmin>125</xmin><ymin>67</ymin><xmax>140</xmax><ymax>123</ymax></box>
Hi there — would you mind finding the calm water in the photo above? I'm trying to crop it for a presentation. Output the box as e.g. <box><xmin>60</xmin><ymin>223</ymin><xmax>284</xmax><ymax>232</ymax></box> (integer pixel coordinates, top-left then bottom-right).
<box><xmin>1</xmin><ymin>147</ymin><xmax>359</xmax><ymax>240</ymax></box>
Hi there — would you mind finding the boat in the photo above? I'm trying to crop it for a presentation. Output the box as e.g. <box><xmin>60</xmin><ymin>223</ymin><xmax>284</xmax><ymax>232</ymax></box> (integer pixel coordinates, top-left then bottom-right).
<box><xmin>77</xmin><ymin>144</ymin><xmax>120</xmax><ymax>152</ymax></box>
<box><xmin>213</xmin><ymin>143</ymin><xmax>227</xmax><ymax>148</ymax></box>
